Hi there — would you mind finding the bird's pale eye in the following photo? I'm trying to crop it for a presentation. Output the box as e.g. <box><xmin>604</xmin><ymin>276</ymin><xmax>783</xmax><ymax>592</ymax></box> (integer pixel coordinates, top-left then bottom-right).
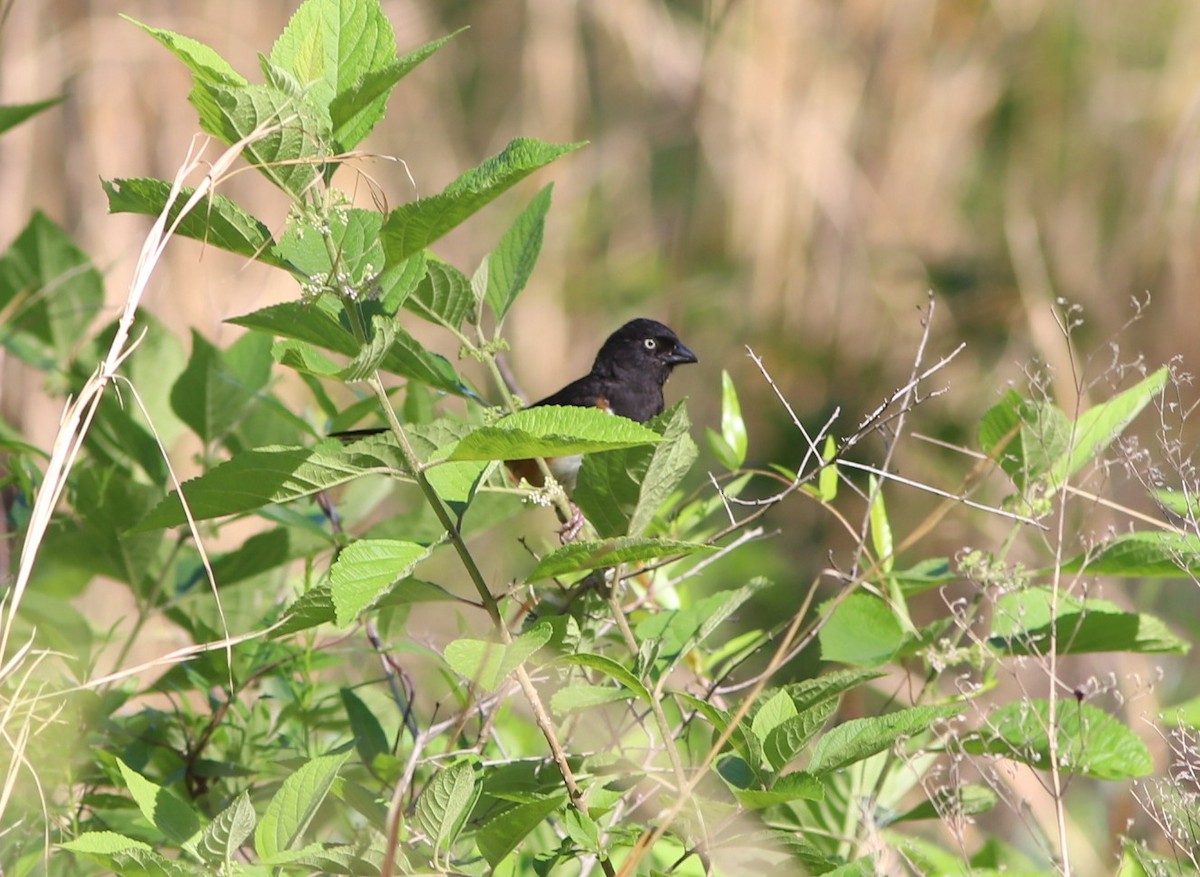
<box><xmin>643</xmin><ymin>338</ymin><xmax>657</xmax><ymax>350</ymax></box>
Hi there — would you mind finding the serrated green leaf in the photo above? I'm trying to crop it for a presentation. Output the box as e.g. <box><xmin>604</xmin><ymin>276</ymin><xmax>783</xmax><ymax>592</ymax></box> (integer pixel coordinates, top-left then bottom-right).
<box><xmin>270</xmin><ymin>0</ymin><xmax>397</xmax><ymax>119</ymax></box>
<box><xmin>405</xmin><ymin>258</ymin><xmax>474</xmax><ymax>329</ymax></box>
<box><xmin>528</xmin><ymin>536</ymin><xmax>714</xmax><ymax>582</ymax></box>
<box><xmin>414</xmin><ymin>761</ymin><xmax>480</xmax><ymax>853</ymax></box>
<box><xmin>255</xmin><ymin>752</ymin><xmax>349</xmax><ymax>859</ymax></box>
<box><xmin>808</xmin><ymin>704</ymin><xmax>962</xmax><ymax>774</ymax></box>
<box><xmin>117</xmin><ymin>760</ymin><xmax>202</xmax><ymax>848</ymax></box>
<box><xmin>630</xmin><ymin>404</ymin><xmax>697</xmax><ymax>536</ymax></box>
<box><xmin>59</xmin><ymin>831</ymin><xmax>152</xmax><ymax>854</ymax></box>
<box><xmin>0</xmin><ymin>96</ymin><xmax>64</xmax><ymax>135</ymax></box>
<box><xmin>751</xmin><ymin>690</ymin><xmax>797</xmax><ymax>741</ymax></box>
<box><xmin>275</xmin><ymin>583</ymin><xmax>337</xmax><ymax>634</ymax></box>
<box><xmin>444</xmin><ymin>623</ymin><xmax>553</xmax><ymax>691</ymax></box>
<box><xmin>486</xmin><ymin>184</ymin><xmax>551</xmax><ymax>323</ymax></box>
<box><xmin>963</xmin><ymin>699</ymin><xmax>1151</xmax><ymax>780</ymax></box>
<box><xmin>133</xmin><ymin>437</ymin><xmax>408</xmax><ymax>530</ymax></box>
<box><xmin>330</xmin><ymin>538</ymin><xmax>432</xmax><ymax>624</ymax></box>
<box><xmin>126</xmin><ymin>16</ymin><xmax>247</xmax><ymax>87</ymax></box>
<box><xmin>443</xmin><ymin>405</ymin><xmax>661</xmax><ymax>463</ymax></box>
<box><xmin>783</xmin><ymin>668</ymin><xmax>886</xmax><ymax>713</ymax></box>
<box><xmin>197</xmin><ymin>792</ymin><xmax>256</xmax><ymax>864</ymax></box>
<box><xmin>764</xmin><ymin>700</ymin><xmax>836</xmax><ymax>771</ymax></box>
<box><xmin>103</xmin><ymin>177</ymin><xmax>288</xmax><ymax>268</ymax></box>
<box><xmin>191</xmin><ymin>81</ymin><xmax>327</xmax><ymax>196</ymax></box>
<box><xmin>331</xmin><ymin>31</ymin><xmax>462</xmax><ymax>150</ymax></box>
<box><xmin>230</xmin><ymin>295</ymin><xmax>468</xmax><ymax>394</ymax></box>
<box><xmin>380</xmin><ymin>138</ymin><xmax>583</xmax><ymax>264</ymax></box>
<box><xmin>635</xmin><ymin>578</ymin><xmax>770</xmax><ymax>672</ymax></box>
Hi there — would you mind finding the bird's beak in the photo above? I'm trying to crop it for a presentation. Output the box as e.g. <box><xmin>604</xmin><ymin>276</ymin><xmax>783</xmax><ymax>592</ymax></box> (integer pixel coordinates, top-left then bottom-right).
<box><xmin>668</xmin><ymin>342</ymin><xmax>698</xmax><ymax>365</ymax></box>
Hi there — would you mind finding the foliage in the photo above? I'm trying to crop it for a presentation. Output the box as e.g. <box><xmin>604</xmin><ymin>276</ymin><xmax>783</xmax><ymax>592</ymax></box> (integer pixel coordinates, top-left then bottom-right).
<box><xmin>2</xmin><ymin>1</ymin><xmax>1200</xmax><ymax>875</ymax></box>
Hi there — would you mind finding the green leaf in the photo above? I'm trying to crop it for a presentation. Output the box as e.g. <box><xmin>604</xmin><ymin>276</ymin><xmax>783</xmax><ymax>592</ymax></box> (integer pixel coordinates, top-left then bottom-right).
<box><xmin>255</xmin><ymin>752</ymin><xmax>349</xmax><ymax>860</ymax></box>
<box><xmin>732</xmin><ymin>772</ymin><xmax>824</xmax><ymax>810</ymax></box>
<box><xmin>269</xmin><ymin>0</ymin><xmax>397</xmax><ymax>119</ymax></box>
<box><xmin>675</xmin><ymin>692</ymin><xmax>763</xmax><ymax>769</ymax></box>
<box><xmin>751</xmin><ymin>689</ymin><xmax>797</xmax><ymax>741</ymax></box>
<box><xmin>963</xmin><ymin>699</ymin><xmax>1152</xmax><ymax>780</ymax></box>
<box><xmin>74</xmin><ymin>466</ymin><xmax>166</xmax><ymax>594</ymax></box>
<box><xmin>133</xmin><ymin>437</ymin><xmax>408</xmax><ymax>530</ymax></box>
<box><xmin>719</xmin><ymin>370</ymin><xmax>747</xmax><ymax>467</ymax></box>
<box><xmin>329</xmin><ymin>538</ymin><xmax>432</xmax><ymax>624</ymax></box>
<box><xmin>486</xmin><ymin>184</ymin><xmax>551</xmax><ymax>323</ymax></box>
<box><xmin>126</xmin><ymin>17</ymin><xmax>248</xmax><ymax>88</ymax></box>
<box><xmin>528</xmin><ymin>536</ymin><xmax>714</xmax><ymax>582</ymax></box>
<box><xmin>988</xmin><ymin>587</ymin><xmax>1188</xmax><ymax>656</ymax></box>
<box><xmin>331</xmin><ymin>31</ymin><xmax>461</xmax><ymax>151</ymax></box>
<box><xmin>0</xmin><ymin>211</ymin><xmax>104</xmax><ymax>363</ymax></box>
<box><xmin>413</xmin><ymin>761</ymin><xmax>481</xmax><ymax>854</ymax></box>
<box><xmin>980</xmin><ymin>369</ymin><xmax>1168</xmax><ymax>495</ymax></box>
<box><xmin>170</xmin><ymin>330</ymin><xmax>273</xmax><ymax>444</ymax></box>
<box><xmin>635</xmin><ymin>578</ymin><xmax>770</xmax><ymax>672</ymax></box>
<box><xmin>103</xmin><ymin>177</ymin><xmax>288</xmax><ymax>269</ymax></box>
<box><xmin>59</xmin><ymin>831</ymin><xmax>151</xmax><ymax>855</ymax></box>
<box><xmin>629</xmin><ymin>404</ymin><xmax>697</xmax><ymax>536</ymax></box>
<box><xmin>0</xmin><ymin>97</ymin><xmax>64</xmax><ymax>135</ymax></box>
<box><xmin>476</xmin><ymin>794</ymin><xmax>565</xmax><ymax>867</ymax></box>
<box><xmin>341</xmin><ymin>688</ymin><xmax>390</xmax><ymax>770</ymax></box>
<box><xmin>783</xmin><ymin>668</ymin><xmax>886</xmax><ymax>713</ymax></box>
<box><xmin>808</xmin><ymin>704</ymin><xmax>962</xmax><ymax>774</ymax></box>
<box><xmin>197</xmin><ymin>792</ymin><xmax>256</xmax><ymax>864</ymax></box>
<box><xmin>116</xmin><ymin>759</ymin><xmax>202</xmax><ymax>848</ymax></box>
<box><xmin>559</xmin><ymin>652</ymin><xmax>651</xmax><ymax>703</ymax></box>
<box><xmin>230</xmin><ymin>296</ymin><xmax>469</xmax><ymax>395</ymax></box>
<box><xmin>380</xmin><ymin>137</ymin><xmax>584</xmax><ymax>264</ymax></box>
<box><xmin>1059</xmin><ymin>530</ymin><xmax>1200</xmax><ymax>578</ymax></box>
<box><xmin>763</xmin><ymin>700</ymin><xmax>837</xmax><ymax>771</ymax></box>
<box><xmin>1050</xmin><ymin>366</ymin><xmax>1168</xmax><ymax>486</ymax></box>
<box><xmin>192</xmin><ymin>82</ymin><xmax>328</xmax><ymax>197</ymax></box>
<box><xmin>818</xmin><ymin>435</ymin><xmax>838</xmax><ymax>501</ymax></box>
<box><xmin>819</xmin><ymin>593</ymin><xmax>905</xmax><ymax>667</ymax></box>
<box><xmin>443</xmin><ymin>405</ymin><xmax>661</xmax><ymax>463</ymax></box>
<box><xmin>979</xmin><ymin>391</ymin><xmax>1070</xmax><ymax>492</ymax></box>
<box><xmin>443</xmin><ymin>623</ymin><xmax>553</xmax><ymax>691</ymax></box>
<box><xmin>405</xmin><ymin>258</ymin><xmax>474</xmax><ymax>330</ymax></box>
<box><xmin>574</xmin><ymin>402</ymin><xmax>696</xmax><ymax>538</ymax></box>
<box><xmin>550</xmin><ymin>684</ymin><xmax>634</xmax><ymax>716</ymax></box>
<box><xmin>867</xmin><ymin>475</ymin><xmax>894</xmax><ymax>574</ymax></box>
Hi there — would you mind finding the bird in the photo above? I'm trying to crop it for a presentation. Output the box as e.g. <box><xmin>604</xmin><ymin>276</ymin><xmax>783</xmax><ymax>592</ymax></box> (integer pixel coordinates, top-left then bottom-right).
<box><xmin>331</xmin><ymin>318</ymin><xmax>698</xmax><ymax>537</ymax></box>
<box><xmin>506</xmin><ymin>317</ymin><xmax>698</xmax><ymax>492</ymax></box>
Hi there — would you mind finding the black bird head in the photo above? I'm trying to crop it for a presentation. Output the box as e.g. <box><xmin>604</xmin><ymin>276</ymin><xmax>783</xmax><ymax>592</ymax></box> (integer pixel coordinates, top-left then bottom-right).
<box><xmin>591</xmin><ymin>318</ymin><xmax>698</xmax><ymax>386</ymax></box>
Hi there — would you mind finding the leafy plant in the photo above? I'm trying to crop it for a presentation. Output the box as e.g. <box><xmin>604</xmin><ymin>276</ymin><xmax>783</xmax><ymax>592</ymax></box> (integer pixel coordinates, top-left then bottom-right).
<box><xmin>2</xmin><ymin>1</ymin><xmax>1198</xmax><ymax>875</ymax></box>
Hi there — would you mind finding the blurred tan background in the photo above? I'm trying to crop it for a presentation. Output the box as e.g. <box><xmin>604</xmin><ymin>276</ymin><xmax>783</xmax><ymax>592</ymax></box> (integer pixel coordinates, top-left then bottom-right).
<box><xmin>7</xmin><ymin>0</ymin><xmax>1200</xmax><ymax>441</ymax></box>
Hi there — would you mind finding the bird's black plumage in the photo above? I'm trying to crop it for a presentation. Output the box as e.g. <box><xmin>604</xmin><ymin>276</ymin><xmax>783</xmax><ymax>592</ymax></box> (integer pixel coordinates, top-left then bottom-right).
<box><xmin>510</xmin><ymin>318</ymin><xmax>697</xmax><ymax>490</ymax></box>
